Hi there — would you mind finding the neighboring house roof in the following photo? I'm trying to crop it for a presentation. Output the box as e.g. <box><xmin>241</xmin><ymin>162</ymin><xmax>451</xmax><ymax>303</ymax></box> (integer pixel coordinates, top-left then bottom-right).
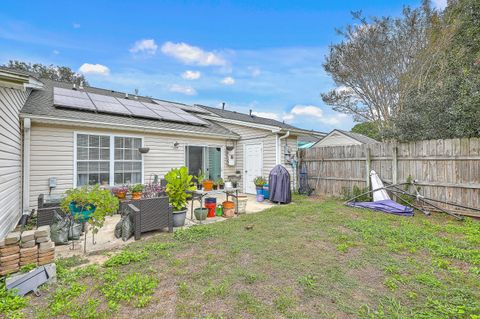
<box><xmin>0</xmin><ymin>67</ymin><xmax>44</xmax><ymax>90</ymax></box>
<box><xmin>313</xmin><ymin>129</ymin><xmax>378</xmax><ymax>147</ymax></box>
<box><xmin>197</xmin><ymin>104</ymin><xmax>323</xmax><ymax>135</ymax></box>
<box><xmin>20</xmin><ymin>79</ymin><xmax>239</xmax><ymax>139</ymax></box>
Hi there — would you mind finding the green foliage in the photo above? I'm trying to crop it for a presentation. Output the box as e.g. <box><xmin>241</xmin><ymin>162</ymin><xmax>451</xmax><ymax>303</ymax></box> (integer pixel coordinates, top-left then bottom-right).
<box><xmin>351</xmin><ymin>122</ymin><xmax>382</xmax><ymax>141</ymax></box>
<box><xmin>298</xmin><ymin>274</ymin><xmax>317</xmax><ymax>289</ymax></box>
<box><xmin>128</xmin><ymin>183</ymin><xmax>145</xmax><ymax>193</ymax></box>
<box><xmin>0</xmin><ymin>283</ymin><xmax>28</xmax><ymax>319</ymax></box>
<box><xmin>4</xmin><ymin>60</ymin><xmax>89</xmax><ymax>86</ymax></box>
<box><xmin>341</xmin><ymin>185</ymin><xmax>372</xmax><ymax>202</ymax></box>
<box><xmin>173</xmin><ymin>225</ymin><xmax>216</xmax><ymax>242</ymax></box>
<box><xmin>61</xmin><ymin>184</ymin><xmax>119</xmax><ymax>234</ymax></box>
<box><xmin>48</xmin><ymin>282</ymin><xmax>87</xmax><ymax>316</ymax></box>
<box><xmin>103</xmin><ymin>250</ymin><xmax>149</xmax><ymax>267</ymax></box>
<box><xmin>194</xmin><ymin>169</ymin><xmax>206</xmax><ymax>184</ymax></box>
<box><xmin>101</xmin><ymin>272</ymin><xmax>158</xmax><ymax>308</ymax></box>
<box><xmin>164</xmin><ymin>166</ymin><xmax>196</xmax><ymax>211</ymax></box>
<box><xmin>215</xmin><ymin>177</ymin><xmax>224</xmax><ymax>186</ymax></box>
<box><xmin>253</xmin><ymin>176</ymin><xmax>267</xmax><ymax>187</ymax></box>
<box><xmin>19</xmin><ymin>263</ymin><xmax>37</xmax><ymax>273</ymax></box>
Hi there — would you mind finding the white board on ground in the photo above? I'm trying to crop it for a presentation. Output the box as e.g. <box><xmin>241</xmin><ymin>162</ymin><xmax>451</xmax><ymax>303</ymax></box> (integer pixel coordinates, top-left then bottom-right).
<box><xmin>370</xmin><ymin>170</ymin><xmax>390</xmax><ymax>202</ymax></box>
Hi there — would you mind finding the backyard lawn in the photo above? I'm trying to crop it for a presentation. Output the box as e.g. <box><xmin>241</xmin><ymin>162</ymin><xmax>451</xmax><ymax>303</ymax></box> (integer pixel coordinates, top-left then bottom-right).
<box><xmin>5</xmin><ymin>196</ymin><xmax>480</xmax><ymax>319</ymax></box>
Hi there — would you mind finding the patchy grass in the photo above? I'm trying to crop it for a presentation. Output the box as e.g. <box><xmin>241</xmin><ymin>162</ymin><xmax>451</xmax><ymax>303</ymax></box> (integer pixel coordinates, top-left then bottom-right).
<box><xmin>7</xmin><ymin>195</ymin><xmax>480</xmax><ymax>318</ymax></box>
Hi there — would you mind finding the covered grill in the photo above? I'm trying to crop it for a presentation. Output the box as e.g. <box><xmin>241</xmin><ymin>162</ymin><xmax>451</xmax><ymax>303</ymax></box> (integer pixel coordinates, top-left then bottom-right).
<box><xmin>268</xmin><ymin>165</ymin><xmax>291</xmax><ymax>204</ymax></box>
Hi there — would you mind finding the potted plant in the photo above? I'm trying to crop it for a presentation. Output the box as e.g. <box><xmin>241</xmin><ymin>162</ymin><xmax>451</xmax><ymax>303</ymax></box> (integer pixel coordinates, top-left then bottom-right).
<box><xmin>112</xmin><ymin>185</ymin><xmax>128</xmax><ymax>199</ymax></box>
<box><xmin>254</xmin><ymin>176</ymin><xmax>267</xmax><ymax>194</ymax></box>
<box><xmin>216</xmin><ymin>177</ymin><xmax>225</xmax><ymax>190</ymax></box>
<box><xmin>212</xmin><ymin>180</ymin><xmax>218</xmax><ymax>190</ymax></box>
<box><xmin>194</xmin><ymin>207</ymin><xmax>208</xmax><ymax>221</ymax></box>
<box><xmin>203</xmin><ymin>179</ymin><xmax>214</xmax><ymax>191</ymax></box>
<box><xmin>61</xmin><ymin>184</ymin><xmax>119</xmax><ymax>234</ymax></box>
<box><xmin>194</xmin><ymin>170</ymin><xmax>205</xmax><ymax>190</ymax></box>
<box><xmin>143</xmin><ymin>183</ymin><xmax>165</xmax><ymax>198</ymax></box>
<box><xmin>129</xmin><ymin>184</ymin><xmax>145</xmax><ymax>200</ymax></box>
<box><xmin>165</xmin><ymin>166</ymin><xmax>196</xmax><ymax>227</ymax></box>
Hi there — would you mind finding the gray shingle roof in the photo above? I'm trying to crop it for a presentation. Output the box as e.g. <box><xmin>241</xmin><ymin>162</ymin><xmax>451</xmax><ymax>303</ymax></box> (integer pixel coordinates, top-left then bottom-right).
<box><xmin>21</xmin><ymin>79</ymin><xmax>239</xmax><ymax>138</ymax></box>
<box><xmin>336</xmin><ymin>129</ymin><xmax>378</xmax><ymax>144</ymax></box>
<box><xmin>197</xmin><ymin>104</ymin><xmax>312</xmax><ymax>132</ymax></box>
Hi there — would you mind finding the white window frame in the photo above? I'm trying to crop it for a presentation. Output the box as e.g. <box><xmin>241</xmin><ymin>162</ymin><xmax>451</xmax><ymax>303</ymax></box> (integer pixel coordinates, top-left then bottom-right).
<box><xmin>73</xmin><ymin>131</ymin><xmax>144</xmax><ymax>187</ymax></box>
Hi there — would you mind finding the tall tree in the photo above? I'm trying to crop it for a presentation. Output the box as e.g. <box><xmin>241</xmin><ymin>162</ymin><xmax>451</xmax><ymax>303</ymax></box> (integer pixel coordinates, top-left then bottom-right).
<box><xmin>392</xmin><ymin>0</ymin><xmax>480</xmax><ymax>140</ymax></box>
<box><xmin>351</xmin><ymin>122</ymin><xmax>381</xmax><ymax>141</ymax></box>
<box><xmin>321</xmin><ymin>2</ymin><xmax>433</xmax><ymax>128</ymax></box>
<box><xmin>4</xmin><ymin>60</ymin><xmax>88</xmax><ymax>86</ymax></box>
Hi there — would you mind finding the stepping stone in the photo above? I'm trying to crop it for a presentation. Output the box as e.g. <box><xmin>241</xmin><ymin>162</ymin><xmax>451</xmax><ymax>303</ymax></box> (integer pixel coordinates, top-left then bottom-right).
<box><xmin>0</xmin><ymin>253</ymin><xmax>20</xmax><ymax>263</ymax></box>
<box><xmin>21</xmin><ymin>241</ymin><xmax>36</xmax><ymax>248</ymax></box>
<box><xmin>35</xmin><ymin>226</ymin><xmax>50</xmax><ymax>239</ymax></box>
<box><xmin>21</xmin><ymin>230</ymin><xmax>35</xmax><ymax>243</ymax></box>
<box><xmin>19</xmin><ymin>255</ymin><xmax>37</xmax><ymax>264</ymax></box>
<box><xmin>38</xmin><ymin>251</ymin><xmax>54</xmax><ymax>259</ymax></box>
<box><xmin>39</xmin><ymin>242</ymin><xmax>55</xmax><ymax>253</ymax></box>
<box><xmin>37</xmin><ymin>255</ymin><xmax>54</xmax><ymax>264</ymax></box>
<box><xmin>5</xmin><ymin>232</ymin><xmax>20</xmax><ymax>245</ymax></box>
<box><xmin>38</xmin><ymin>248</ymin><xmax>54</xmax><ymax>256</ymax></box>
<box><xmin>0</xmin><ymin>245</ymin><xmax>20</xmax><ymax>256</ymax></box>
<box><xmin>36</xmin><ymin>237</ymin><xmax>50</xmax><ymax>243</ymax></box>
<box><xmin>20</xmin><ymin>246</ymin><xmax>38</xmax><ymax>257</ymax></box>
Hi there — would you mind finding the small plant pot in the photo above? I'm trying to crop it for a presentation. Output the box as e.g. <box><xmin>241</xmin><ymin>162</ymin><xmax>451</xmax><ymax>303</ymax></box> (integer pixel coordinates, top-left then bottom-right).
<box><xmin>131</xmin><ymin>192</ymin><xmax>143</xmax><ymax>200</ymax></box>
<box><xmin>196</xmin><ymin>184</ymin><xmax>203</xmax><ymax>190</ymax></box>
<box><xmin>212</xmin><ymin>184</ymin><xmax>218</xmax><ymax>190</ymax></box>
<box><xmin>115</xmin><ymin>191</ymin><xmax>127</xmax><ymax>200</ymax></box>
<box><xmin>203</xmin><ymin>180</ymin><xmax>214</xmax><ymax>191</ymax></box>
<box><xmin>219</xmin><ymin>185</ymin><xmax>224</xmax><ymax>190</ymax></box>
<box><xmin>232</xmin><ymin>182</ymin><xmax>238</xmax><ymax>188</ymax></box>
<box><xmin>173</xmin><ymin>209</ymin><xmax>187</xmax><ymax>227</ymax></box>
<box><xmin>194</xmin><ymin>208</ymin><xmax>208</xmax><ymax>221</ymax></box>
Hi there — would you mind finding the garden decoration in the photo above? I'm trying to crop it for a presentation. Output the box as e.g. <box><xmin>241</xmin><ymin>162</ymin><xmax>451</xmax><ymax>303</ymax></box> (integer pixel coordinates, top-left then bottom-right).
<box><xmin>165</xmin><ymin>166</ymin><xmax>196</xmax><ymax>227</ymax></box>
<box><xmin>254</xmin><ymin>176</ymin><xmax>267</xmax><ymax>194</ymax></box>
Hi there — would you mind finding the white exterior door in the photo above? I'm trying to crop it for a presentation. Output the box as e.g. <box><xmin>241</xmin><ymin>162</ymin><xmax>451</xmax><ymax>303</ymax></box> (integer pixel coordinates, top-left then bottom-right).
<box><xmin>244</xmin><ymin>143</ymin><xmax>263</xmax><ymax>194</ymax></box>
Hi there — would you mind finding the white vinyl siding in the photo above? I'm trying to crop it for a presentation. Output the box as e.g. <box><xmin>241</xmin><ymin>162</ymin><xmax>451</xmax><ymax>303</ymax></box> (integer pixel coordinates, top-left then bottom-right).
<box><xmin>0</xmin><ymin>86</ymin><xmax>30</xmax><ymax>238</ymax></box>
<box><xmin>29</xmin><ymin>123</ymin><xmax>230</xmax><ymax>209</ymax></box>
<box><xmin>314</xmin><ymin>132</ymin><xmax>362</xmax><ymax>147</ymax></box>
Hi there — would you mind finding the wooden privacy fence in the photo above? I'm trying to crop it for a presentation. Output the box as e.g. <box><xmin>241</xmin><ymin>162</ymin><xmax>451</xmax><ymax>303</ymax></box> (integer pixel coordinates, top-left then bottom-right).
<box><xmin>299</xmin><ymin>138</ymin><xmax>480</xmax><ymax>213</ymax></box>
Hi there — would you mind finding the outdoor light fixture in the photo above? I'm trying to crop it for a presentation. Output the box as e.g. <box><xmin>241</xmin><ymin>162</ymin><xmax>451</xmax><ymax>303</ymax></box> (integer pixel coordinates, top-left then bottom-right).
<box><xmin>284</xmin><ymin>146</ymin><xmax>292</xmax><ymax>163</ymax></box>
<box><xmin>138</xmin><ymin>147</ymin><xmax>150</xmax><ymax>154</ymax></box>
<box><xmin>173</xmin><ymin>142</ymin><xmax>180</xmax><ymax>148</ymax></box>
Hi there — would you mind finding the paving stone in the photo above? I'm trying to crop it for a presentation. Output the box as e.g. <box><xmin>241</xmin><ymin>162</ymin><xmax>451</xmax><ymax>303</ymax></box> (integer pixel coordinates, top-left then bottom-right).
<box><xmin>5</xmin><ymin>232</ymin><xmax>20</xmax><ymax>245</ymax></box>
<box><xmin>35</xmin><ymin>226</ymin><xmax>50</xmax><ymax>238</ymax></box>
<box><xmin>0</xmin><ymin>239</ymin><xmax>5</xmax><ymax>247</ymax></box>
<box><xmin>38</xmin><ymin>259</ymin><xmax>53</xmax><ymax>266</ymax></box>
<box><xmin>0</xmin><ymin>265</ymin><xmax>19</xmax><ymax>276</ymax></box>
<box><xmin>0</xmin><ymin>253</ymin><xmax>20</xmax><ymax>263</ymax></box>
<box><xmin>36</xmin><ymin>236</ymin><xmax>50</xmax><ymax>243</ymax></box>
<box><xmin>20</xmin><ymin>246</ymin><xmax>38</xmax><ymax>257</ymax></box>
<box><xmin>39</xmin><ymin>242</ymin><xmax>55</xmax><ymax>252</ymax></box>
<box><xmin>0</xmin><ymin>245</ymin><xmax>20</xmax><ymax>256</ymax></box>
<box><xmin>38</xmin><ymin>251</ymin><xmax>54</xmax><ymax>259</ymax></box>
<box><xmin>20</xmin><ymin>240</ymin><xmax>36</xmax><ymax>248</ymax></box>
<box><xmin>38</xmin><ymin>248</ymin><xmax>54</xmax><ymax>256</ymax></box>
<box><xmin>21</xmin><ymin>230</ymin><xmax>35</xmax><ymax>242</ymax></box>
<box><xmin>0</xmin><ymin>257</ymin><xmax>19</xmax><ymax>266</ymax></box>
<box><xmin>37</xmin><ymin>255</ymin><xmax>55</xmax><ymax>264</ymax></box>
<box><xmin>19</xmin><ymin>255</ymin><xmax>38</xmax><ymax>264</ymax></box>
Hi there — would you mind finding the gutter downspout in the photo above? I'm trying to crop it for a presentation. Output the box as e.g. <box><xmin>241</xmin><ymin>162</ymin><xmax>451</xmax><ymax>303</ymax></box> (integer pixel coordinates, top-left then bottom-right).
<box><xmin>277</xmin><ymin>130</ymin><xmax>290</xmax><ymax>164</ymax></box>
<box><xmin>23</xmin><ymin>118</ymin><xmax>31</xmax><ymax>213</ymax></box>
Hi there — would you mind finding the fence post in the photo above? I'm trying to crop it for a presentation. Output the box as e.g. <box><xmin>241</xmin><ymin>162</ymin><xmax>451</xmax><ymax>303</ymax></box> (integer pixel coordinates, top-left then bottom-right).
<box><xmin>392</xmin><ymin>143</ymin><xmax>398</xmax><ymax>185</ymax></box>
<box><xmin>366</xmin><ymin>147</ymin><xmax>371</xmax><ymax>190</ymax></box>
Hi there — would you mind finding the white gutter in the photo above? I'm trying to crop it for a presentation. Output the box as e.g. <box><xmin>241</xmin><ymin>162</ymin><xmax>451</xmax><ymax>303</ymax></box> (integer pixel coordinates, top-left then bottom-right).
<box><xmin>23</xmin><ymin>118</ymin><xmax>31</xmax><ymax>213</ymax></box>
<box><xmin>277</xmin><ymin>130</ymin><xmax>290</xmax><ymax>164</ymax></box>
<box><xmin>20</xmin><ymin>114</ymin><xmax>240</xmax><ymax>140</ymax></box>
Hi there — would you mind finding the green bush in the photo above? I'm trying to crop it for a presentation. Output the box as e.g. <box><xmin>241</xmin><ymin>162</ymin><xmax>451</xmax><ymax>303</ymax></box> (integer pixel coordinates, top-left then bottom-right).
<box><xmin>0</xmin><ymin>283</ymin><xmax>28</xmax><ymax>319</ymax></box>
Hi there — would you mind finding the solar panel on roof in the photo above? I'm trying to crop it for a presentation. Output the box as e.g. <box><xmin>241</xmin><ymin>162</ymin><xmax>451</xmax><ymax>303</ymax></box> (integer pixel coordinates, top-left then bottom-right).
<box><xmin>116</xmin><ymin>98</ymin><xmax>160</xmax><ymax>120</ymax></box>
<box><xmin>153</xmin><ymin>100</ymin><xmax>210</xmax><ymax>114</ymax></box>
<box><xmin>88</xmin><ymin>93</ymin><xmax>132</xmax><ymax>115</ymax></box>
<box><xmin>177</xmin><ymin>113</ymin><xmax>209</xmax><ymax>125</ymax></box>
<box><xmin>53</xmin><ymin>87</ymin><xmax>96</xmax><ymax>111</ymax></box>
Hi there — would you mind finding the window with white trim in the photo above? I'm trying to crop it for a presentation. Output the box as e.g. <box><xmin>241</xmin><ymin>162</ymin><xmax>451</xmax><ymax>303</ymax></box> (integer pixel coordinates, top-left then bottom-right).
<box><xmin>75</xmin><ymin>134</ymin><xmax>143</xmax><ymax>187</ymax></box>
<box><xmin>114</xmin><ymin>136</ymin><xmax>142</xmax><ymax>184</ymax></box>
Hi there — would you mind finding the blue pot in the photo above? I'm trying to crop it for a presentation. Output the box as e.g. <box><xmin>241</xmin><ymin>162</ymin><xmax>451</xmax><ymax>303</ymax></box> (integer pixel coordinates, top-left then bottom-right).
<box><xmin>69</xmin><ymin>201</ymin><xmax>96</xmax><ymax>222</ymax></box>
<box><xmin>263</xmin><ymin>184</ymin><xmax>270</xmax><ymax>199</ymax></box>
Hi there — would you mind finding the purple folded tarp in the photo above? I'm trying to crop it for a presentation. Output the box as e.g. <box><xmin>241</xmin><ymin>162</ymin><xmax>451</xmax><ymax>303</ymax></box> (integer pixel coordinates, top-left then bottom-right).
<box><xmin>347</xmin><ymin>199</ymin><xmax>414</xmax><ymax>216</ymax></box>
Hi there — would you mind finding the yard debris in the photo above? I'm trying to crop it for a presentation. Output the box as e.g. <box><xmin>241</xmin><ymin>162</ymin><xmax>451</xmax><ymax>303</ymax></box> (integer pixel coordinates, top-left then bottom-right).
<box><xmin>6</xmin><ymin>263</ymin><xmax>56</xmax><ymax>296</ymax></box>
<box><xmin>245</xmin><ymin>224</ymin><xmax>254</xmax><ymax>230</ymax></box>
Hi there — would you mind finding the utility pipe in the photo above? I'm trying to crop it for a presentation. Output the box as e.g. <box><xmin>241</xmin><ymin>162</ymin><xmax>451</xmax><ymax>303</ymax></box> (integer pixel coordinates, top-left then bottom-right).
<box><xmin>277</xmin><ymin>130</ymin><xmax>290</xmax><ymax>164</ymax></box>
<box><xmin>23</xmin><ymin>118</ymin><xmax>31</xmax><ymax>213</ymax></box>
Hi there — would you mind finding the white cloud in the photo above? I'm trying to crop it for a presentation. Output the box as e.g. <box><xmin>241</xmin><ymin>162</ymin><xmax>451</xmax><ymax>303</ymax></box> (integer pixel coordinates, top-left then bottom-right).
<box><xmin>130</xmin><ymin>39</ymin><xmax>158</xmax><ymax>55</ymax></box>
<box><xmin>221</xmin><ymin>76</ymin><xmax>235</xmax><ymax>85</ymax></box>
<box><xmin>73</xmin><ymin>23</ymin><xmax>81</xmax><ymax>29</ymax></box>
<box><xmin>432</xmin><ymin>0</ymin><xmax>447</xmax><ymax>10</ymax></box>
<box><xmin>161</xmin><ymin>41</ymin><xmax>226</xmax><ymax>66</ymax></box>
<box><xmin>78</xmin><ymin>63</ymin><xmax>110</xmax><ymax>75</ymax></box>
<box><xmin>181</xmin><ymin>70</ymin><xmax>201</xmax><ymax>80</ymax></box>
<box><xmin>248</xmin><ymin>66</ymin><xmax>261</xmax><ymax>77</ymax></box>
<box><xmin>52</xmin><ymin>50</ymin><xmax>60</xmax><ymax>55</ymax></box>
<box><xmin>168</xmin><ymin>84</ymin><xmax>197</xmax><ymax>96</ymax></box>
<box><xmin>252</xmin><ymin>111</ymin><xmax>280</xmax><ymax>121</ymax></box>
<box><xmin>282</xmin><ymin>105</ymin><xmax>344</xmax><ymax>125</ymax></box>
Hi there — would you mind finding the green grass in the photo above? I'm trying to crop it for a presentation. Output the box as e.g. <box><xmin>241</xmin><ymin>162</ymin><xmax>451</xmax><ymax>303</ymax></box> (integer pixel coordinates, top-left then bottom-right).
<box><xmin>7</xmin><ymin>195</ymin><xmax>480</xmax><ymax>318</ymax></box>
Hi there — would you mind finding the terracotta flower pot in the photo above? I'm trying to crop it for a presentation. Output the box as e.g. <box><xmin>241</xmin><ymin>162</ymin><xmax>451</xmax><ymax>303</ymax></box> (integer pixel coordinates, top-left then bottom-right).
<box><xmin>203</xmin><ymin>180</ymin><xmax>214</xmax><ymax>191</ymax></box>
<box><xmin>131</xmin><ymin>192</ymin><xmax>143</xmax><ymax>200</ymax></box>
<box><xmin>116</xmin><ymin>191</ymin><xmax>127</xmax><ymax>200</ymax></box>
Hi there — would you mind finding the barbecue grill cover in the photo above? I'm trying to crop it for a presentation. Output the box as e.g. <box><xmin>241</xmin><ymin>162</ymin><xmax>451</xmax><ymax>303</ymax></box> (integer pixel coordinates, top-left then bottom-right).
<box><xmin>268</xmin><ymin>165</ymin><xmax>291</xmax><ymax>204</ymax></box>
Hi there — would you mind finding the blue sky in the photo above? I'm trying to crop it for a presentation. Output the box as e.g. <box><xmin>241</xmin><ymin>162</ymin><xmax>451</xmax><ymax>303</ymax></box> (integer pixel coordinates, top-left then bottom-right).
<box><xmin>0</xmin><ymin>0</ymin><xmax>445</xmax><ymax>132</ymax></box>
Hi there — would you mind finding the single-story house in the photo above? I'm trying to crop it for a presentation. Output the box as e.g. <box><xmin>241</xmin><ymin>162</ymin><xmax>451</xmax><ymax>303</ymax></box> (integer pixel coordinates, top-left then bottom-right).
<box><xmin>0</xmin><ymin>68</ymin><xmax>316</xmax><ymax>238</ymax></box>
<box><xmin>312</xmin><ymin>129</ymin><xmax>378</xmax><ymax>147</ymax></box>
